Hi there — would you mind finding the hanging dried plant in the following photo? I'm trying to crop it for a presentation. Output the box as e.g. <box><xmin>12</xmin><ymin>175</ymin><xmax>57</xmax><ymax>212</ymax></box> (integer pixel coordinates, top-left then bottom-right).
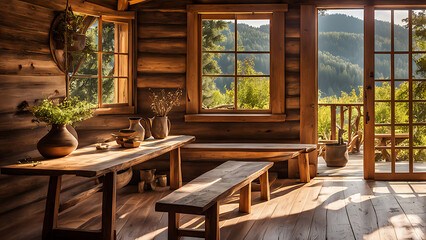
<box><xmin>150</xmin><ymin>88</ymin><xmax>183</xmax><ymax>117</ymax></box>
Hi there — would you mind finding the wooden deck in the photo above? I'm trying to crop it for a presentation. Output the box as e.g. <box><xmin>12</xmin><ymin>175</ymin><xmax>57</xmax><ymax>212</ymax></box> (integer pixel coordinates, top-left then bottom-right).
<box><xmin>3</xmin><ymin>177</ymin><xmax>425</xmax><ymax>240</ymax></box>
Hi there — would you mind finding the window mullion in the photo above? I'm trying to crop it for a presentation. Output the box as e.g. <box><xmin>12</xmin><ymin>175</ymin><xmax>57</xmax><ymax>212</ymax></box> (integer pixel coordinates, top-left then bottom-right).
<box><xmin>234</xmin><ymin>16</ymin><xmax>238</xmax><ymax>111</ymax></box>
<box><xmin>98</xmin><ymin>16</ymin><xmax>103</xmax><ymax>107</ymax></box>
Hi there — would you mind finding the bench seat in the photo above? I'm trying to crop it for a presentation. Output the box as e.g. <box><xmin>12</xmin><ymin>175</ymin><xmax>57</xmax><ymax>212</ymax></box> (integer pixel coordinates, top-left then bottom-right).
<box><xmin>182</xmin><ymin>143</ymin><xmax>317</xmax><ymax>183</ymax></box>
<box><xmin>155</xmin><ymin>161</ymin><xmax>273</xmax><ymax>240</ymax></box>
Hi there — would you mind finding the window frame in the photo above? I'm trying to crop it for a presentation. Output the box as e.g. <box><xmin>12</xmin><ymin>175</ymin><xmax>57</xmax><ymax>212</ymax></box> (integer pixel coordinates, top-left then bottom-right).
<box><xmin>200</xmin><ymin>14</ymin><xmax>272</xmax><ymax>113</ymax></box>
<box><xmin>185</xmin><ymin>4</ymin><xmax>287</xmax><ymax>122</ymax></box>
<box><xmin>69</xmin><ymin>12</ymin><xmax>136</xmax><ymax>115</ymax></box>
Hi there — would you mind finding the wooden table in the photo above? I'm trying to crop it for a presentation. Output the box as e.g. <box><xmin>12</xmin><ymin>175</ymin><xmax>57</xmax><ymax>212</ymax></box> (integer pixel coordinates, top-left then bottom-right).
<box><xmin>182</xmin><ymin>143</ymin><xmax>317</xmax><ymax>183</ymax></box>
<box><xmin>375</xmin><ymin>133</ymin><xmax>409</xmax><ymax>161</ymax></box>
<box><xmin>0</xmin><ymin>135</ymin><xmax>195</xmax><ymax>240</ymax></box>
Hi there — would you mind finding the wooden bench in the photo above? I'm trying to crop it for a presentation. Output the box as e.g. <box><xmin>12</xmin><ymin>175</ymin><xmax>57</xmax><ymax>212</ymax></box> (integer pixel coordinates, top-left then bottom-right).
<box><xmin>182</xmin><ymin>143</ymin><xmax>317</xmax><ymax>183</ymax></box>
<box><xmin>155</xmin><ymin>161</ymin><xmax>273</xmax><ymax>240</ymax></box>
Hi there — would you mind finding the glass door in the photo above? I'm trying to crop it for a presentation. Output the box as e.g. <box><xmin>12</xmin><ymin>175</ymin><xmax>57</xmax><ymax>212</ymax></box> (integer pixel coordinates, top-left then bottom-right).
<box><xmin>365</xmin><ymin>8</ymin><xmax>426</xmax><ymax>180</ymax></box>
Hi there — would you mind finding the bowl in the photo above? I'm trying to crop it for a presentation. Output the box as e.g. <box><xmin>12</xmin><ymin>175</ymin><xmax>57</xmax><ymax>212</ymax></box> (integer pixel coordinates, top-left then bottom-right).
<box><xmin>118</xmin><ymin>129</ymin><xmax>136</xmax><ymax>137</ymax></box>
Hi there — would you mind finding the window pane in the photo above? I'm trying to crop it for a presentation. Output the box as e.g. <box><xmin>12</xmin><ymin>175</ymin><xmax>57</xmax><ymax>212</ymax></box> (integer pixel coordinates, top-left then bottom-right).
<box><xmin>395</xmin><ymin>102</ymin><xmax>409</xmax><ymax>124</ymax></box>
<box><xmin>202</xmin><ymin>53</ymin><xmax>234</xmax><ymax>75</ymax></box>
<box><xmin>413</xmin><ymin>81</ymin><xmax>426</xmax><ymax>100</ymax></box>
<box><xmin>74</xmin><ymin>53</ymin><xmax>98</xmax><ymax>76</ymax></box>
<box><xmin>395</xmin><ymin>126</ymin><xmax>409</xmax><ymax>147</ymax></box>
<box><xmin>202</xmin><ymin>20</ymin><xmax>235</xmax><ymax>51</ymax></box>
<box><xmin>375</xmin><ymin>54</ymin><xmax>391</xmax><ymax>79</ymax></box>
<box><xmin>237</xmin><ymin>54</ymin><xmax>270</xmax><ymax>75</ymax></box>
<box><xmin>70</xmin><ymin>78</ymin><xmax>98</xmax><ymax>105</ymax></box>
<box><xmin>395</xmin><ymin>81</ymin><xmax>409</xmax><ymax>100</ymax></box>
<box><xmin>412</xmin><ymin>10</ymin><xmax>426</xmax><ymax>52</ymax></box>
<box><xmin>237</xmin><ymin>77</ymin><xmax>269</xmax><ymax>110</ymax></box>
<box><xmin>375</xmin><ymin>10</ymin><xmax>391</xmax><ymax>51</ymax></box>
<box><xmin>394</xmin><ymin>10</ymin><xmax>409</xmax><ymax>52</ymax></box>
<box><xmin>413</xmin><ymin>149</ymin><xmax>426</xmax><ymax>172</ymax></box>
<box><xmin>395</xmin><ymin>149</ymin><xmax>409</xmax><ymax>173</ymax></box>
<box><xmin>394</xmin><ymin>54</ymin><xmax>409</xmax><ymax>79</ymax></box>
<box><xmin>86</xmin><ymin>18</ymin><xmax>98</xmax><ymax>51</ymax></box>
<box><xmin>102</xmin><ymin>21</ymin><xmax>116</xmax><ymax>52</ymax></box>
<box><xmin>375</xmin><ymin>102</ymin><xmax>391</xmax><ymax>124</ymax></box>
<box><xmin>375</xmin><ymin>126</ymin><xmax>391</xmax><ymax>172</ymax></box>
<box><xmin>237</xmin><ymin>19</ymin><xmax>270</xmax><ymax>51</ymax></box>
<box><xmin>413</xmin><ymin>54</ymin><xmax>426</xmax><ymax>79</ymax></box>
<box><xmin>413</xmin><ymin>102</ymin><xmax>426</xmax><ymax>123</ymax></box>
<box><xmin>103</xmin><ymin>78</ymin><xmax>128</xmax><ymax>104</ymax></box>
<box><xmin>202</xmin><ymin>77</ymin><xmax>234</xmax><ymax>110</ymax></box>
<box><xmin>414</xmin><ymin>126</ymin><xmax>426</xmax><ymax>146</ymax></box>
<box><xmin>375</xmin><ymin>81</ymin><xmax>391</xmax><ymax>100</ymax></box>
<box><xmin>102</xmin><ymin>54</ymin><xmax>128</xmax><ymax>77</ymax></box>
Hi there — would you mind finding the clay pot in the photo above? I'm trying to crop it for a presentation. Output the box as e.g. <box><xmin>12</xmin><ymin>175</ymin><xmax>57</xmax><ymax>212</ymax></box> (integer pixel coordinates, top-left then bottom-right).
<box><xmin>37</xmin><ymin>124</ymin><xmax>78</xmax><ymax>159</ymax></box>
<box><xmin>151</xmin><ymin>116</ymin><xmax>171</xmax><ymax>139</ymax></box>
<box><xmin>325</xmin><ymin>143</ymin><xmax>349</xmax><ymax>167</ymax></box>
<box><xmin>128</xmin><ymin>117</ymin><xmax>145</xmax><ymax>140</ymax></box>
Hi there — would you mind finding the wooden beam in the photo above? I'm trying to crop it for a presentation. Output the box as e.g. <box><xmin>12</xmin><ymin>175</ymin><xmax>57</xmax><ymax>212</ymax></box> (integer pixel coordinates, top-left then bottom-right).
<box><xmin>117</xmin><ymin>0</ymin><xmax>128</xmax><ymax>11</ymax></box>
<box><xmin>129</xmin><ymin>0</ymin><xmax>151</xmax><ymax>5</ymax></box>
<box><xmin>300</xmin><ymin>5</ymin><xmax>318</xmax><ymax>178</ymax></box>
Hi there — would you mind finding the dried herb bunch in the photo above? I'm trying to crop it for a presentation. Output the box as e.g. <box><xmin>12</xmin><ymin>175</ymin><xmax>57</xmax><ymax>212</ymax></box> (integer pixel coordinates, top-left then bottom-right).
<box><xmin>150</xmin><ymin>88</ymin><xmax>182</xmax><ymax>117</ymax></box>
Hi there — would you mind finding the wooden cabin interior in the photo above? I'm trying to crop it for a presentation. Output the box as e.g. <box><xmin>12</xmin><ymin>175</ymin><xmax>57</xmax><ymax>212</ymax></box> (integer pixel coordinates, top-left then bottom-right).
<box><xmin>0</xmin><ymin>0</ymin><xmax>425</xmax><ymax>239</ymax></box>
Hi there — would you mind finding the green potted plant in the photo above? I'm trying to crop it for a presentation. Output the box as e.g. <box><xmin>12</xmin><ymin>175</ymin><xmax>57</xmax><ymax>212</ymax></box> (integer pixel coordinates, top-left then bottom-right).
<box><xmin>53</xmin><ymin>7</ymin><xmax>87</xmax><ymax>51</ymax></box>
<box><xmin>31</xmin><ymin>97</ymin><xmax>94</xmax><ymax>158</ymax></box>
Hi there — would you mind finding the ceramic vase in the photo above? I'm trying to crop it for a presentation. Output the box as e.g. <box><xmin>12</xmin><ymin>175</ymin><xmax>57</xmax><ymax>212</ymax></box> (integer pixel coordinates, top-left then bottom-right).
<box><xmin>128</xmin><ymin>117</ymin><xmax>145</xmax><ymax>141</ymax></box>
<box><xmin>151</xmin><ymin>116</ymin><xmax>171</xmax><ymax>139</ymax></box>
<box><xmin>37</xmin><ymin>124</ymin><xmax>78</xmax><ymax>159</ymax></box>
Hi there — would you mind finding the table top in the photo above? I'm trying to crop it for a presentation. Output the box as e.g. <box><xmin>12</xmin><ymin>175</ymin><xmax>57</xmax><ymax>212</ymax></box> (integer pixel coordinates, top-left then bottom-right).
<box><xmin>0</xmin><ymin>135</ymin><xmax>195</xmax><ymax>178</ymax></box>
<box><xmin>182</xmin><ymin>143</ymin><xmax>317</xmax><ymax>153</ymax></box>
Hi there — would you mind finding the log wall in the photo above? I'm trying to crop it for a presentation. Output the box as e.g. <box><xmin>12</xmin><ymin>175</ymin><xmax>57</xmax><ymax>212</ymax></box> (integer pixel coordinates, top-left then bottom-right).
<box><xmin>0</xmin><ymin>1</ymin><xmax>130</xmax><ymax>238</ymax></box>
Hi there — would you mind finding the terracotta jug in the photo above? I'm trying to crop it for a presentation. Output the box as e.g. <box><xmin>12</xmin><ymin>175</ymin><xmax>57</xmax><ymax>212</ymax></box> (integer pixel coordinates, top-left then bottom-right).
<box><xmin>37</xmin><ymin>124</ymin><xmax>78</xmax><ymax>159</ymax></box>
<box><xmin>150</xmin><ymin>116</ymin><xmax>171</xmax><ymax>139</ymax></box>
<box><xmin>128</xmin><ymin>117</ymin><xmax>146</xmax><ymax>140</ymax></box>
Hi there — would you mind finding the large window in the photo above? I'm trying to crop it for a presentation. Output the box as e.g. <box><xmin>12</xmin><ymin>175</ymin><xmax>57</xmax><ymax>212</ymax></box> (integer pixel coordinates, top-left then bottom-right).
<box><xmin>186</xmin><ymin>4</ymin><xmax>287</xmax><ymax>122</ymax></box>
<box><xmin>201</xmin><ymin>16</ymin><xmax>271</xmax><ymax>111</ymax></box>
<box><xmin>69</xmin><ymin>15</ymin><xmax>134</xmax><ymax>113</ymax></box>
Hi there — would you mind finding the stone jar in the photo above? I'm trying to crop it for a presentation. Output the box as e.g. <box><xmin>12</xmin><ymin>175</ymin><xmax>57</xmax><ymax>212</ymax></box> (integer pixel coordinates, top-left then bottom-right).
<box><xmin>151</xmin><ymin>116</ymin><xmax>171</xmax><ymax>139</ymax></box>
<box><xmin>37</xmin><ymin>124</ymin><xmax>78</xmax><ymax>159</ymax></box>
<box><xmin>128</xmin><ymin>117</ymin><xmax>145</xmax><ymax>141</ymax></box>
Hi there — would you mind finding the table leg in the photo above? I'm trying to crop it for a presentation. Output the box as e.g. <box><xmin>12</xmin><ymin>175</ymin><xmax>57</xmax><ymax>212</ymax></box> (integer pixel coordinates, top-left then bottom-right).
<box><xmin>298</xmin><ymin>153</ymin><xmax>311</xmax><ymax>183</ymax></box>
<box><xmin>102</xmin><ymin>171</ymin><xmax>116</xmax><ymax>240</ymax></box>
<box><xmin>170</xmin><ymin>148</ymin><xmax>182</xmax><ymax>190</ymax></box>
<box><xmin>379</xmin><ymin>138</ymin><xmax>391</xmax><ymax>162</ymax></box>
<box><xmin>42</xmin><ymin>175</ymin><xmax>62</xmax><ymax>240</ymax></box>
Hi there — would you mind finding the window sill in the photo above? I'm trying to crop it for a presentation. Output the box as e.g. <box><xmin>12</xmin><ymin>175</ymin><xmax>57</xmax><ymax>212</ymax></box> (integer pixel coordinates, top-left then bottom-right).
<box><xmin>94</xmin><ymin>106</ymin><xmax>135</xmax><ymax>115</ymax></box>
<box><xmin>184</xmin><ymin>114</ymin><xmax>286</xmax><ymax>123</ymax></box>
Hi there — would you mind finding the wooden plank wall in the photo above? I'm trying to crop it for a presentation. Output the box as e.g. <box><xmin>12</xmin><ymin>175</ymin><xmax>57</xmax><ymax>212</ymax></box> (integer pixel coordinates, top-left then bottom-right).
<box><xmin>0</xmin><ymin>1</ymin><xmax>132</xmax><ymax>238</ymax></box>
<box><xmin>130</xmin><ymin>0</ymin><xmax>301</xmax><ymax>180</ymax></box>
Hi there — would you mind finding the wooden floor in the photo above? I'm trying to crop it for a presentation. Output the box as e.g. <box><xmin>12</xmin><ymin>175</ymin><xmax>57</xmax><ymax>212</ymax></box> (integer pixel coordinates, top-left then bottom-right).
<box><xmin>46</xmin><ymin>177</ymin><xmax>426</xmax><ymax>240</ymax></box>
<box><xmin>5</xmin><ymin>176</ymin><xmax>424</xmax><ymax>239</ymax></box>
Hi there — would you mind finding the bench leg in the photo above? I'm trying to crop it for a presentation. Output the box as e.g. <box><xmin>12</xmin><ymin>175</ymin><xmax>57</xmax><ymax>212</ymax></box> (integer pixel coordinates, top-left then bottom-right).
<box><xmin>239</xmin><ymin>183</ymin><xmax>251</xmax><ymax>213</ymax></box>
<box><xmin>259</xmin><ymin>171</ymin><xmax>270</xmax><ymax>201</ymax></box>
<box><xmin>205</xmin><ymin>202</ymin><xmax>219</xmax><ymax>240</ymax></box>
<box><xmin>168</xmin><ymin>211</ymin><xmax>180</xmax><ymax>240</ymax></box>
<box><xmin>42</xmin><ymin>175</ymin><xmax>62</xmax><ymax>240</ymax></box>
<box><xmin>298</xmin><ymin>153</ymin><xmax>311</xmax><ymax>183</ymax></box>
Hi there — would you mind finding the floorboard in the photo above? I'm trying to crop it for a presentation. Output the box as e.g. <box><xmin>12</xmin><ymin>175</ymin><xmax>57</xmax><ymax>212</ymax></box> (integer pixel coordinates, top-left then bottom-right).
<box><xmin>10</xmin><ymin>177</ymin><xmax>425</xmax><ymax>240</ymax></box>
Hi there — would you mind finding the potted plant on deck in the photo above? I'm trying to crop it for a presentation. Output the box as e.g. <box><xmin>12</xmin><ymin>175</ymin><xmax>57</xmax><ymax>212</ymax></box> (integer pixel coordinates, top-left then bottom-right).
<box><xmin>31</xmin><ymin>97</ymin><xmax>94</xmax><ymax>159</ymax></box>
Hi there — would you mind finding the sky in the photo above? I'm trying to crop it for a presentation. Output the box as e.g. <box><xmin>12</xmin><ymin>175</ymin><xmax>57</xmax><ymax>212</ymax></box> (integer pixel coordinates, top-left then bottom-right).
<box><xmin>324</xmin><ymin>9</ymin><xmax>409</xmax><ymax>26</ymax></box>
